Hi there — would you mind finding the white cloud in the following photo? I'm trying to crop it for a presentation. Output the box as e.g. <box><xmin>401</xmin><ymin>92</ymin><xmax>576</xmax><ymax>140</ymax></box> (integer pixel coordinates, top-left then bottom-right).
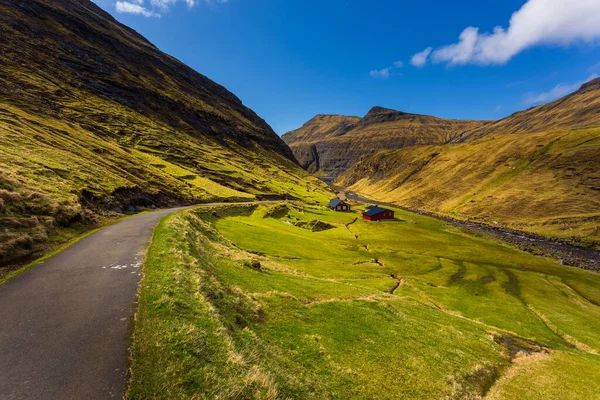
<box><xmin>421</xmin><ymin>0</ymin><xmax>600</xmax><ymax>66</ymax></box>
<box><xmin>149</xmin><ymin>0</ymin><xmax>175</xmax><ymax>10</ymax></box>
<box><xmin>369</xmin><ymin>60</ymin><xmax>404</xmax><ymax>79</ymax></box>
<box><xmin>370</xmin><ymin>68</ymin><xmax>390</xmax><ymax>79</ymax></box>
<box><xmin>116</xmin><ymin>0</ymin><xmax>227</xmax><ymax>17</ymax></box>
<box><xmin>115</xmin><ymin>1</ymin><xmax>160</xmax><ymax>17</ymax></box>
<box><xmin>410</xmin><ymin>47</ymin><xmax>432</xmax><ymax>67</ymax></box>
<box><xmin>523</xmin><ymin>74</ymin><xmax>598</xmax><ymax>105</ymax></box>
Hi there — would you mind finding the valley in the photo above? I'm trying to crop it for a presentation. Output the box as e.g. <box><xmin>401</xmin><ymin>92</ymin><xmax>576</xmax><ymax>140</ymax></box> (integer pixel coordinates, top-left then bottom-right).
<box><xmin>1</xmin><ymin>0</ymin><xmax>599</xmax><ymax>399</ymax></box>
<box><xmin>288</xmin><ymin>79</ymin><xmax>600</xmax><ymax>247</ymax></box>
<box><xmin>342</xmin><ymin>189</ymin><xmax>600</xmax><ymax>272</ymax></box>
<box><xmin>337</xmin><ymin>122</ymin><xmax>600</xmax><ymax>246</ymax></box>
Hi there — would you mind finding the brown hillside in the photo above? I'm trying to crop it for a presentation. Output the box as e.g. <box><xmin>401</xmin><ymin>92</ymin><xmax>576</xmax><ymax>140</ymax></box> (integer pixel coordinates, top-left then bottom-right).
<box><xmin>282</xmin><ymin>114</ymin><xmax>361</xmax><ymax>143</ymax></box>
<box><xmin>460</xmin><ymin>77</ymin><xmax>600</xmax><ymax>142</ymax></box>
<box><xmin>282</xmin><ymin>107</ymin><xmax>486</xmax><ymax>176</ymax></box>
<box><xmin>338</xmin><ymin>79</ymin><xmax>600</xmax><ymax>244</ymax></box>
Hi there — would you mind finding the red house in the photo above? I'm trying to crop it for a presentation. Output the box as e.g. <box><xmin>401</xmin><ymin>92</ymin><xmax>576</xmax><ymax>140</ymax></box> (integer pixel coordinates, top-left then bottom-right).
<box><xmin>363</xmin><ymin>206</ymin><xmax>394</xmax><ymax>221</ymax></box>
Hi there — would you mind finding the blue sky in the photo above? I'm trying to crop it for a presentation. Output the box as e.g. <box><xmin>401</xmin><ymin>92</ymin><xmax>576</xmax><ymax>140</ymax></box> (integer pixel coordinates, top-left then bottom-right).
<box><xmin>95</xmin><ymin>0</ymin><xmax>600</xmax><ymax>134</ymax></box>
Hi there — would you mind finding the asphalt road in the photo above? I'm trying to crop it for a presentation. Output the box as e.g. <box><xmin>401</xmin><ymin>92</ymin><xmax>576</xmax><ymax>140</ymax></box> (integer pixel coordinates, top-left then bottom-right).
<box><xmin>0</xmin><ymin>205</ymin><xmax>204</xmax><ymax>399</ymax></box>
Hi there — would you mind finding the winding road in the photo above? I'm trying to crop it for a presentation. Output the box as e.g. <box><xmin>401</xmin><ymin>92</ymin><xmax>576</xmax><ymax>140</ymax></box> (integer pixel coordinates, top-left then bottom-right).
<box><xmin>0</xmin><ymin>205</ymin><xmax>211</xmax><ymax>399</ymax></box>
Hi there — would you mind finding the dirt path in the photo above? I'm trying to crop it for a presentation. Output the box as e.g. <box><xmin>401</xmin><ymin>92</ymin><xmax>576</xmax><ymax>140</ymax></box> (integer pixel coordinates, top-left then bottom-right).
<box><xmin>0</xmin><ymin>202</ymin><xmax>268</xmax><ymax>400</ymax></box>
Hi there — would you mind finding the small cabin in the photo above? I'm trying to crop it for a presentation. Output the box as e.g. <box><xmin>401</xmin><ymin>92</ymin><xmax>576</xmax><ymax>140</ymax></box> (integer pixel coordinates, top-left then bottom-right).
<box><xmin>329</xmin><ymin>198</ymin><xmax>351</xmax><ymax>212</ymax></box>
<box><xmin>363</xmin><ymin>206</ymin><xmax>394</xmax><ymax>221</ymax></box>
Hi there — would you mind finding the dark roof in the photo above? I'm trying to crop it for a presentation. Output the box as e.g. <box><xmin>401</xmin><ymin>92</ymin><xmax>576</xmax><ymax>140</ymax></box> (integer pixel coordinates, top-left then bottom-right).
<box><xmin>329</xmin><ymin>198</ymin><xmax>343</xmax><ymax>207</ymax></box>
<box><xmin>363</xmin><ymin>206</ymin><xmax>392</xmax><ymax>217</ymax></box>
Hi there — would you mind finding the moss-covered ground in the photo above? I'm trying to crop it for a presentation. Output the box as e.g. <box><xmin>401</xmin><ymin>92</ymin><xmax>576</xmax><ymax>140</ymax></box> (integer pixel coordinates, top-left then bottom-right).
<box><xmin>128</xmin><ymin>203</ymin><xmax>600</xmax><ymax>399</ymax></box>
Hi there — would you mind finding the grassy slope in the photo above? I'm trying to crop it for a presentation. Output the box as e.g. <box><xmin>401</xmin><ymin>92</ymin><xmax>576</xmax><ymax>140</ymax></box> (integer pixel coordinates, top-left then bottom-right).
<box><xmin>282</xmin><ymin>107</ymin><xmax>486</xmax><ymax>176</ymax></box>
<box><xmin>462</xmin><ymin>78</ymin><xmax>600</xmax><ymax>141</ymax></box>
<box><xmin>338</xmin><ymin>126</ymin><xmax>600</xmax><ymax>244</ymax></box>
<box><xmin>0</xmin><ymin>0</ymin><xmax>330</xmax><ymax>268</ymax></box>
<box><xmin>129</xmin><ymin>204</ymin><xmax>600</xmax><ymax>399</ymax></box>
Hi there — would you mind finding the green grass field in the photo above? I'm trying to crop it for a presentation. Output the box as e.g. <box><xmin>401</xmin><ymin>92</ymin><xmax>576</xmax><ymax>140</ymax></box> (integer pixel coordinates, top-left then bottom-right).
<box><xmin>129</xmin><ymin>203</ymin><xmax>600</xmax><ymax>399</ymax></box>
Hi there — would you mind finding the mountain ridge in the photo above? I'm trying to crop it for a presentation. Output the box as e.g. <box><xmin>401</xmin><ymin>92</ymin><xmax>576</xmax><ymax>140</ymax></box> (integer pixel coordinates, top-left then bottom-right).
<box><xmin>3</xmin><ymin>0</ymin><xmax>296</xmax><ymax>161</ymax></box>
<box><xmin>282</xmin><ymin>107</ymin><xmax>487</xmax><ymax>176</ymax></box>
<box><xmin>458</xmin><ymin>77</ymin><xmax>600</xmax><ymax>142</ymax></box>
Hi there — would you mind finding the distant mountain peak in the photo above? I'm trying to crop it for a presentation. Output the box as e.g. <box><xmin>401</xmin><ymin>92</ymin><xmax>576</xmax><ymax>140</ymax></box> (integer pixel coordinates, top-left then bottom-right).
<box><xmin>365</xmin><ymin>106</ymin><xmax>406</xmax><ymax>116</ymax></box>
<box><xmin>579</xmin><ymin>77</ymin><xmax>600</xmax><ymax>93</ymax></box>
<box><xmin>358</xmin><ymin>106</ymin><xmax>420</xmax><ymax>127</ymax></box>
<box><xmin>282</xmin><ymin>105</ymin><xmax>485</xmax><ymax>176</ymax></box>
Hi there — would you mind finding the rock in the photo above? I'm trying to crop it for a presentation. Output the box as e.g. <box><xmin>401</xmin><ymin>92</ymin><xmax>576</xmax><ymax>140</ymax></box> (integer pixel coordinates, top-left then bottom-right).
<box><xmin>244</xmin><ymin>260</ymin><xmax>262</xmax><ymax>270</ymax></box>
<box><xmin>293</xmin><ymin>219</ymin><xmax>335</xmax><ymax>232</ymax></box>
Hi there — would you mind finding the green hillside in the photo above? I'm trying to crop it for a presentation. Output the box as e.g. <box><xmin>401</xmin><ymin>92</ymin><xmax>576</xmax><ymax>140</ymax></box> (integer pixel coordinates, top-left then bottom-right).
<box><xmin>0</xmin><ymin>0</ymin><xmax>329</xmax><ymax>269</ymax></box>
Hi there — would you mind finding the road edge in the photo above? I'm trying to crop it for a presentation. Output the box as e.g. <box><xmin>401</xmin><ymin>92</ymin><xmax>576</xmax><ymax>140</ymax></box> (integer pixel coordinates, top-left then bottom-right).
<box><xmin>123</xmin><ymin>209</ymin><xmax>180</xmax><ymax>400</ymax></box>
<box><xmin>0</xmin><ymin>212</ymin><xmax>156</xmax><ymax>286</ymax></box>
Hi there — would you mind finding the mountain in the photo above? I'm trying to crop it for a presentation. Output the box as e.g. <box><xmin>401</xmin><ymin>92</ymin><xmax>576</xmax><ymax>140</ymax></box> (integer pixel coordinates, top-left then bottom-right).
<box><xmin>0</xmin><ymin>0</ymin><xmax>328</xmax><ymax>267</ymax></box>
<box><xmin>282</xmin><ymin>107</ymin><xmax>487</xmax><ymax>176</ymax></box>
<box><xmin>338</xmin><ymin>78</ymin><xmax>600</xmax><ymax>245</ymax></box>
<box><xmin>281</xmin><ymin>114</ymin><xmax>362</xmax><ymax>143</ymax></box>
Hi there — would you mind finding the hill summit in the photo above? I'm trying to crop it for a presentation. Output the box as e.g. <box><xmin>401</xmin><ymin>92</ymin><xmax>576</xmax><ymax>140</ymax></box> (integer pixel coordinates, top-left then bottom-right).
<box><xmin>457</xmin><ymin>76</ymin><xmax>600</xmax><ymax>142</ymax></box>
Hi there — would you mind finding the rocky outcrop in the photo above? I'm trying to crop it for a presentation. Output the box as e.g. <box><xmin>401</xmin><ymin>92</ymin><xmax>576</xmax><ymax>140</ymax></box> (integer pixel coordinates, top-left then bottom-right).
<box><xmin>579</xmin><ymin>77</ymin><xmax>600</xmax><ymax>93</ymax></box>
